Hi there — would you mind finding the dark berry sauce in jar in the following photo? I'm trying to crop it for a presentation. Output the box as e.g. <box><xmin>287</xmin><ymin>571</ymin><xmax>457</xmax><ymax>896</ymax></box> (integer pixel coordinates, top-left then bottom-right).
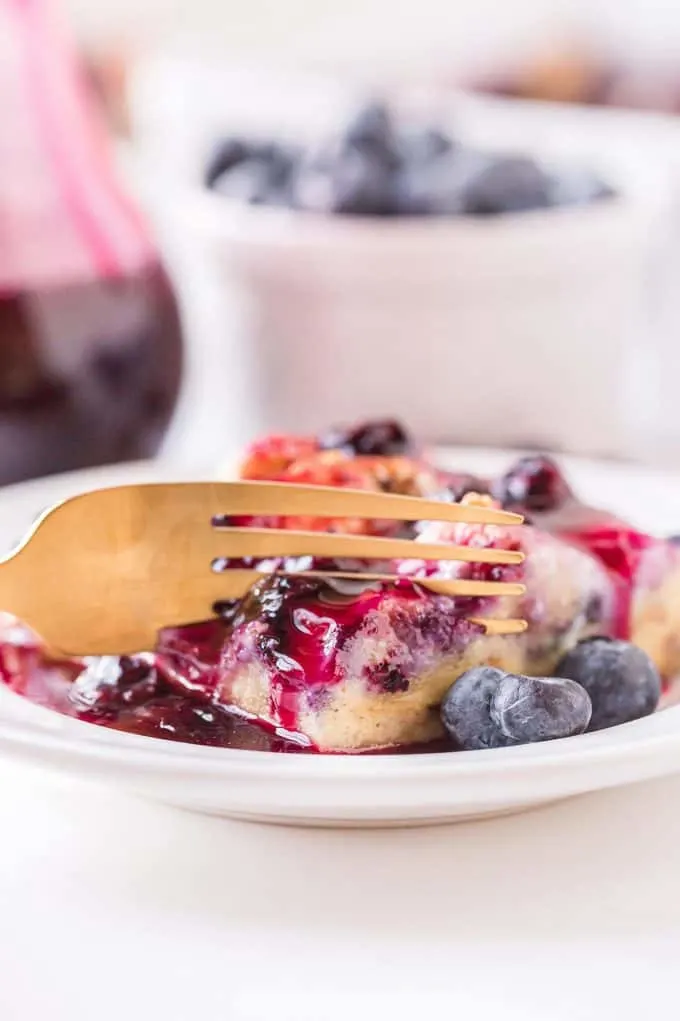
<box><xmin>0</xmin><ymin>270</ymin><xmax>182</xmax><ymax>484</ymax></box>
<box><xmin>0</xmin><ymin>0</ymin><xmax>183</xmax><ymax>484</ymax></box>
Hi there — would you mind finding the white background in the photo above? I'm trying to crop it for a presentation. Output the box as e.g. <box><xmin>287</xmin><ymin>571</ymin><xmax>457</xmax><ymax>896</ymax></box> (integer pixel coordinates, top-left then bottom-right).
<box><xmin>3</xmin><ymin>761</ymin><xmax>680</xmax><ymax>1021</ymax></box>
<box><xmin>63</xmin><ymin>0</ymin><xmax>680</xmax><ymax>72</ymax></box>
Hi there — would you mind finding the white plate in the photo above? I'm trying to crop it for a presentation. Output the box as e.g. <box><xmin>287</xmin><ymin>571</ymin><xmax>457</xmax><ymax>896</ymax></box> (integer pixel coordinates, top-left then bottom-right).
<box><xmin>1</xmin><ymin>451</ymin><xmax>680</xmax><ymax>828</ymax></box>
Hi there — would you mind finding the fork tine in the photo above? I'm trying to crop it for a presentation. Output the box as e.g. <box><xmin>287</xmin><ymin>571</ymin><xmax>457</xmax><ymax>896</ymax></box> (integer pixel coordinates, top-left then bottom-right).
<box><xmin>212</xmin><ymin>527</ymin><xmax>524</xmax><ymax>565</ymax></box>
<box><xmin>34</xmin><ymin>521</ymin><xmax>519</xmax><ymax>573</ymax></box>
<box><xmin>471</xmin><ymin>618</ymin><xmax>528</xmax><ymax>635</ymax></box>
<box><xmin>211</xmin><ymin>568</ymin><xmax>525</xmax><ymax>599</ymax></box>
<box><xmin>396</xmin><ymin>577</ymin><xmax>525</xmax><ymax>598</ymax></box>
<box><xmin>140</xmin><ymin>568</ymin><xmax>526</xmax><ymax>635</ymax></box>
<box><xmin>172</xmin><ymin>481</ymin><xmax>522</xmax><ymax>526</ymax></box>
<box><xmin>49</xmin><ymin>482</ymin><xmax>520</xmax><ymax>536</ymax></box>
<box><xmin>153</xmin><ymin>569</ymin><xmax>526</xmax><ymax>626</ymax></box>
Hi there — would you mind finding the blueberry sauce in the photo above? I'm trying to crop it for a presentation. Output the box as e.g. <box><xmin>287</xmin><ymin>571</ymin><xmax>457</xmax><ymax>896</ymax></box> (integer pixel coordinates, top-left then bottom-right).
<box><xmin>0</xmin><ymin>619</ymin><xmax>313</xmax><ymax>752</ymax></box>
<box><xmin>0</xmin><ymin>570</ymin><xmax>486</xmax><ymax>753</ymax></box>
<box><xmin>0</xmin><ymin>613</ymin><xmax>452</xmax><ymax>754</ymax></box>
<box><xmin>557</xmin><ymin>523</ymin><xmax>657</xmax><ymax>638</ymax></box>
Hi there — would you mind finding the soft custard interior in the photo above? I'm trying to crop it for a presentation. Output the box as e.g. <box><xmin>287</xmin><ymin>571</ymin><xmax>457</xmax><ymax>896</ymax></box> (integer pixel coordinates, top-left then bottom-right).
<box><xmin>210</xmin><ymin>522</ymin><xmax>614</xmax><ymax>751</ymax></box>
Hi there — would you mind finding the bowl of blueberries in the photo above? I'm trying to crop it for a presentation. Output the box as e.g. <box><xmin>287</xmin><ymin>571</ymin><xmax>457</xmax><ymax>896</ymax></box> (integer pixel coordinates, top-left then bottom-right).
<box><xmin>204</xmin><ymin>98</ymin><xmax>616</xmax><ymax>217</ymax></box>
<box><xmin>134</xmin><ymin>68</ymin><xmax>675</xmax><ymax>457</ymax></box>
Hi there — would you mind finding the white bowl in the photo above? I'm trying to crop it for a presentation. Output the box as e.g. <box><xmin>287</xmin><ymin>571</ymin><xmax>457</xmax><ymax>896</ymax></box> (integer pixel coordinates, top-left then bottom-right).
<box><xmin>130</xmin><ymin>64</ymin><xmax>680</xmax><ymax>463</ymax></box>
<box><xmin>1</xmin><ymin>450</ymin><xmax>680</xmax><ymax>827</ymax></box>
<box><xmin>181</xmin><ymin>192</ymin><xmax>659</xmax><ymax>459</ymax></box>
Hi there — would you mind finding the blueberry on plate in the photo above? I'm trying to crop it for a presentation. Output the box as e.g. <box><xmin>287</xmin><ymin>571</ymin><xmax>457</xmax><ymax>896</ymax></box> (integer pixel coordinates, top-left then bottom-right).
<box><xmin>69</xmin><ymin>654</ymin><xmax>162</xmax><ymax>717</ymax></box>
<box><xmin>318</xmin><ymin>418</ymin><xmax>412</xmax><ymax>457</ymax></box>
<box><xmin>555</xmin><ymin>637</ymin><xmax>661</xmax><ymax>731</ymax></box>
<box><xmin>441</xmin><ymin>666</ymin><xmax>509</xmax><ymax>750</ymax></box>
<box><xmin>440</xmin><ymin>667</ymin><xmax>591</xmax><ymax>750</ymax></box>
<box><xmin>490</xmin><ymin>673</ymin><xmax>592</xmax><ymax>744</ymax></box>
<box><xmin>459</xmin><ymin>155</ymin><xmax>554</xmax><ymax>215</ymax></box>
<box><xmin>493</xmin><ymin>454</ymin><xmax>572</xmax><ymax>513</ymax></box>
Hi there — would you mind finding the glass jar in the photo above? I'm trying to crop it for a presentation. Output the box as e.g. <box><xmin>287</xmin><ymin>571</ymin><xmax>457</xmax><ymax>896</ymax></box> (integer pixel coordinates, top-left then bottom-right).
<box><xmin>0</xmin><ymin>0</ymin><xmax>183</xmax><ymax>485</ymax></box>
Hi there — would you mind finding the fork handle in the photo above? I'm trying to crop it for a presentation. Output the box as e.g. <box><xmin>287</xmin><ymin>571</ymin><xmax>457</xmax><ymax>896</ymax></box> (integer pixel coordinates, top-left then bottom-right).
<box><xmin>0</xmin><ymin>546</ymin><xmax>57</xmax><ymax>651</ymax></box>
<box><xmin>0</xmin><ymin>551</ymin><xmax>27</xmax><ymax>618</ymax></box>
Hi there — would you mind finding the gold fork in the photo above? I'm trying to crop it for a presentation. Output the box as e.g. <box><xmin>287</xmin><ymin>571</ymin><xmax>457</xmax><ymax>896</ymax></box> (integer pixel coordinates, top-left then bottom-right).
<box><xmin>0</xmin><ymin>482</ymin><xmax>526</xmax><ymax>656</ymax></box>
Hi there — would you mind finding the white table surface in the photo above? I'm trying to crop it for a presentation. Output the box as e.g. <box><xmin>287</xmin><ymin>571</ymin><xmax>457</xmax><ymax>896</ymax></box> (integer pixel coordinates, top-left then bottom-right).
<box><xmin>1</xmin><ymin>759</ymin><xmax>680</xmax><ymax>1021</ymax></box>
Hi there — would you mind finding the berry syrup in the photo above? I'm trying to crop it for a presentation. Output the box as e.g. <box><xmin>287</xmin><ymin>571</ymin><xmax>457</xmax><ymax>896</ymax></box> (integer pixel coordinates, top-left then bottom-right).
<box><xmin>0</xmin><ymin>580</ymin><xmax>473</xmax><ymax>753</ymax></box>
<box><xmin>0</xmin><ymin>615</ymin><xmax>311</xmax><ymax>752</ymax></box>
<box><xmin>218</xmin><ymin>576</ymin><xmax>481</xmax><ymax>734</ymax></box>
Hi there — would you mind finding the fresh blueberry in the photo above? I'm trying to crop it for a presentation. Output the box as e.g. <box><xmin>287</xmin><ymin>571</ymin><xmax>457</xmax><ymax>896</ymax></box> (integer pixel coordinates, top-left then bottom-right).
<box><xmin>211</xmin><ymin>160</ymin><xmax>277</xmax><ymax>204</ymax></box>
<box><xmin>459</xmin><ymin>155</ymin><xmax>553</xmax><ymax>215</ymax></box>
<box><xmin>391</xmin><ymin>161</ymin><xmax>457</xmax><ymax>215</ymax></box>
<box><xmin>441</xmin><ymin>666</ymin><xmax>510</xmax><ymax>750</ymax></box>
<box><xmin>555</xmin><ymin>637</ymin><xmax>661</xmax><ymax>731</ymax></box>
<box><xmin>493</xmin><ymin>455</ymin><xmax>572</xmax><ymax>513</ymax></box>
<box><xmin>343</xmin><ymin>101</ymin><xmax>400</xmax><ymax>168</ymax></box>
<box><xmin>441</xmin><ymin>667</ymin><xmax>592</xmax><ymax>750</ymax></box>
<box><xmin>204</xmin><ymin>137</ymin><xmax>253</xmax><ymax>187</ymax></box>
<box><xmin>549</xmin><ymin>168</ymin><xmax>616</xmax><ymax>207</ymax></box>
<box><xmin>69</xmin><ymin>654</ymin><xmax>163</xmax><ymax>717</ymax></box>
<box><xmin>668</xmin><ymin>534</ymin><xmax>680</xmax><ymax>545</ymax></box>
<box><xmin>291</xmin><ymin>101</ymin><xmax>402</xmax><ymax>215</ymax></box>
<box><xmin>206</xmin><ymin>117</ymin><xmax>612</xmax><ymax>217</ymax></box>
<box><xmin>393</xmin><ymin>149</ymin><xmax>492</xmax><ymax>216</ymax></box>
<box><xmin>491</xmin><ymin>674</ymin><xmax>592</xmax><ymax>743</ymax></box>
<box><xmin>331</xmin><ymin>149</ymin><xmax>397</xmax><ymax>215</ymax></box>
<box><xmin>210</xmin><ymin>143</ymin><xmax>299</xmax><ymax>205</ymax></box>
<box><xmin>398</xmin><ymin>125</ymin><xmax>455</xmax><ymax>165</ymax></box>
<box><xmin>318</xmin><ymin>418</ymin><xmax>412</xmax><ymax>456</ymax></box>
<box><xmin>292</xmin><ymin>143</ymin><xmax>397</xmax><ymax>215</ymax></box>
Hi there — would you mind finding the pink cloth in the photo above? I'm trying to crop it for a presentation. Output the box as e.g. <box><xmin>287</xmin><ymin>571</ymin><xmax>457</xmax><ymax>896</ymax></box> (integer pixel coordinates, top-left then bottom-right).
<box><xmin>0</xmin><ymin>0</ymin><xmax>155</xmax><ymax>293</ymax></box>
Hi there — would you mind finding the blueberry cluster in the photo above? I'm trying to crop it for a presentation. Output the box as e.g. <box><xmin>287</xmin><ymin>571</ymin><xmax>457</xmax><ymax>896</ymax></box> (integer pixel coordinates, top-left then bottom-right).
<box><xmin>205</xmin><ymin>100</ymin><xmax>614</xmax><ymax>217</ymax></box>
<box><xmin>441</xmin><ymin>637</ymin><xmax>661</xmax><ymax>750</ymax></box>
